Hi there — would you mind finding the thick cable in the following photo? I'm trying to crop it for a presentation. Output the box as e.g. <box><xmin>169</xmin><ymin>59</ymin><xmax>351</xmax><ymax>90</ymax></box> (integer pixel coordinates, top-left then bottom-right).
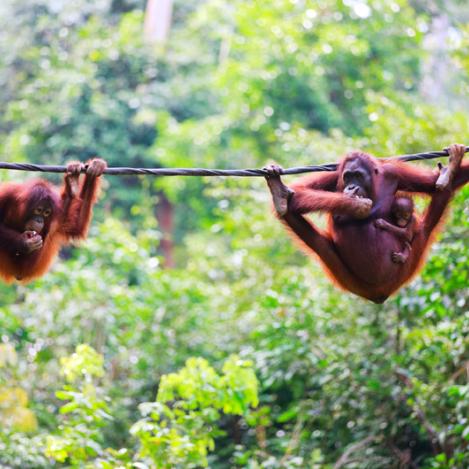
<box><xmin>0</xmin><ymin>147</ymin><xmax>466</xmax><ymax>177</ymax></box>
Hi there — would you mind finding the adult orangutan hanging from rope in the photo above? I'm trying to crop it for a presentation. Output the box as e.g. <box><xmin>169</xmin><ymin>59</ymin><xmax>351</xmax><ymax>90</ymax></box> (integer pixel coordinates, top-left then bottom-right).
<box><xmin>264</xmin><ymin>144</ymin><xmax>469</xmax><ymax>303</ymax></box>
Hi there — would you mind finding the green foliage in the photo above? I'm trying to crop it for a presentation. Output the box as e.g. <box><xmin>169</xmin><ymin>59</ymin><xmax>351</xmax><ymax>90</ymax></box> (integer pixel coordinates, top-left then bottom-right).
<box><xmin>0</xmin><ymin>0</ymin><xmax>468</xmax><ymax>468</ymax></box>
<box><xmin>60</xmin><ymin>344</ymin><xmax>105</xmax><ymax>383</ymax></box>
<box><xmin>40</xmin><ymin>346</ymin><xmax>258</xmax><ymax>468</ymax></box>
<box><xmin>45</xmin><ymin>345</ymin><xmax>111</xmax><ymax>465</ymax></box>
<box><xmin>211</xmin><ymin>0</ymin><xmax>423</xmax><ymax>136</ymax></box>
<box><xmin>131</xmin><ymin>356</ymin><xmax>258</xmax><ymax>467</ymax></box>
<box><xmin>0</xmin><ymin>344</ymin><xmax>38</xmax><ymax>434</ymax></box>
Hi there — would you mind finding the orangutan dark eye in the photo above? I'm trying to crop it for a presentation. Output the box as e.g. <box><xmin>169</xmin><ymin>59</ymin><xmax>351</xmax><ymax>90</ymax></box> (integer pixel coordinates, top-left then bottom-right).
<box><xmin>43</xmin><ymin>208</ymin><xmax>52</xmax><ymax>217</ymax></box>
<box><xmin>34</xmin><ymin>207</ymin><xmax>43</xmax><ymax>215</ymax></box>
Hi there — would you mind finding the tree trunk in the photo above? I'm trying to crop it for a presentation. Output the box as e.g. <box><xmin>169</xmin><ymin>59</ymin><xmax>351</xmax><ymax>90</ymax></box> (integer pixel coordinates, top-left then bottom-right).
<box><xmin>155</xmin><ymin>191</ymin><xmax>175</xmax><ymax>268</ymax></box>
<box><xmin>144</xmin><ymin>0</ymin><xmax>173</xmax><ymax>43</ymax></box>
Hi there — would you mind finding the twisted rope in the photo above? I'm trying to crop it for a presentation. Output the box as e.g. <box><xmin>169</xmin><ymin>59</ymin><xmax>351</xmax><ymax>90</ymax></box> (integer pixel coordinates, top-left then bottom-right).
<box><xmin>0</xmin><ymin>147</ymin><xmax>467</xmax><ymax>177</ymax></box>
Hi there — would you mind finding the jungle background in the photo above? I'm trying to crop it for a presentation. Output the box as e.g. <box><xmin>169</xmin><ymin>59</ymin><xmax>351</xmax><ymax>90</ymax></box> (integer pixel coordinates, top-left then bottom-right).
<box><xmin>0</xmin><ymin>0</ymin><xmax>468</xmax><ymax>467</ymax></box>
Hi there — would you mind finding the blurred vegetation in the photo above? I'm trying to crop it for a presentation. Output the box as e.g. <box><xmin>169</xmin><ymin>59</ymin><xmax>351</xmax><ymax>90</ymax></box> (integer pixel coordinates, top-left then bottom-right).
<box><xmin>0</xmin><ymin>0</ymin><xmax>468</xmax><ymax>467</ymax></box>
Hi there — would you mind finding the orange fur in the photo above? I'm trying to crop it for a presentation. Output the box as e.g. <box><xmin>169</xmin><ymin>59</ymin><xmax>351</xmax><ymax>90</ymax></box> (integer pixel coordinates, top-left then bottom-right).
<box><xmin>0</xmin><ymin>159</ymin><xmax>105</xmax><ymax>284</ymax></box>
<box><xmin>269</xmin><ymin>152</ymin><xmax>469</xmax><ymax>303</ymax></box>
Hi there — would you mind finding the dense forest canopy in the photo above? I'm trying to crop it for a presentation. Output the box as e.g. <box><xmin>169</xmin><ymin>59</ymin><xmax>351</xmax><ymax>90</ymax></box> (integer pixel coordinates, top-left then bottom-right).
<box><xmin>0</xmin><ymin>0</ymin><xmax>468</xmax><ymax>467</ymax></box>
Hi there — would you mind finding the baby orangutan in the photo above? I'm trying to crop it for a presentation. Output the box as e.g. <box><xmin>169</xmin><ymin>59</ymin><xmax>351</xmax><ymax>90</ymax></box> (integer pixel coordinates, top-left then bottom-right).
<box><xmin>374</xmin><ymin>196</ymin><xmax>415</xmax><ymax>264</ymax></box>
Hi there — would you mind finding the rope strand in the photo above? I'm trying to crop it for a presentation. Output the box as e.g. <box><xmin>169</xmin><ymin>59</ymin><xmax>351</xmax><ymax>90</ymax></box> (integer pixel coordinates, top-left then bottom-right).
<box><xmin>0</xmin><ymin>147</ymin><xmax>467</xmax><ymax>177</ymax></box>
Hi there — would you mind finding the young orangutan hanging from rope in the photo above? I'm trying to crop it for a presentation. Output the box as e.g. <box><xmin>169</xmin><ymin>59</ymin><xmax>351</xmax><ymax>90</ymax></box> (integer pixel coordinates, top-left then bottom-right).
<box><xmin>0</xmin><ymin>159</ymin><xmax>106</xmax><ymax>283</ymax></box>
<box><xmin>265</xmin><ymin>144</ymin><xmax>469</xmax><ymax>303</ymax></box>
